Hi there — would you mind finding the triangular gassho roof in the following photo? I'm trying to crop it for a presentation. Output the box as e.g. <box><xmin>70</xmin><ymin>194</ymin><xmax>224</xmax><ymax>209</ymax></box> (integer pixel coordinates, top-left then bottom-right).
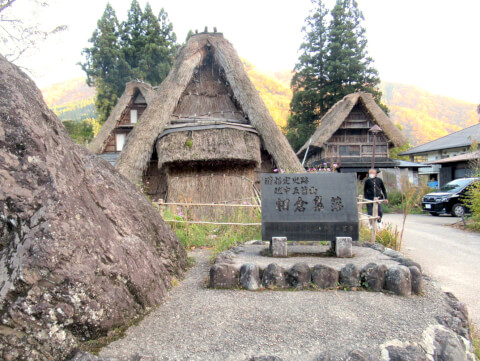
<box><xmin>115</xmin><ymin>32</ymin><xmax>303</xmax><ymax>184</ymax></box>
<box><xmin>87</xmin><ymin>81</ymin><xmax>156</xmax><ymax>154</ymax></box>
<box><xmin>296</xmin><ymin>92</ymin><xmax>407</xmax><ymax>157</ymax></box>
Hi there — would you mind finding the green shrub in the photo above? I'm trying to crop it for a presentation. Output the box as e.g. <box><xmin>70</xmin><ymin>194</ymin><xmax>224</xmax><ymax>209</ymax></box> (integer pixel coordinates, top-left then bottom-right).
<box><xmin>387</xmin><ymin>190</ymin><xmax>403</xmax><ymax>207</ymax></box>
<box><xmin>466</xmin><ymin>181</ymin><xmax>480</xmax><ymax>231</ymax></box>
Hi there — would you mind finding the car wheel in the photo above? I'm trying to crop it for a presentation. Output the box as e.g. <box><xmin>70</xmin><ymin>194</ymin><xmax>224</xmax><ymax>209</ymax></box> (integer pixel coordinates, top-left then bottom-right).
<box><xmin>430</xmin><ymin>212</ymin><xmax>439</xmax><ymax>216</ymax></box>
<box><xmin>451</xmin><ymin>203</ymin><xmax>465</xmax><ymax>217</ymax></box>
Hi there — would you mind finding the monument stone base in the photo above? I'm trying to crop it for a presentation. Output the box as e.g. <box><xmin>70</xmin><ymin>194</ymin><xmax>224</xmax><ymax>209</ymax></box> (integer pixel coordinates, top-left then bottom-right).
<box><xmin>335</xmin><ymin>237</ymin><xmax>353</xmax><ymax>258</ymax></box>
<box><xmin>270</xmin><ymin>237</ymin><xmax>288</xmax><ymax>257</ymax></box>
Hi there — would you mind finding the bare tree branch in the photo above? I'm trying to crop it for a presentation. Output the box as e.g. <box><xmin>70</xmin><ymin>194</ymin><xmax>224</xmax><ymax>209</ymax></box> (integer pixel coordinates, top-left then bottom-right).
<box><xmin>0</xmin><ymin>0</ymin><xmax>67</xmax><ymax>62</ymax></box>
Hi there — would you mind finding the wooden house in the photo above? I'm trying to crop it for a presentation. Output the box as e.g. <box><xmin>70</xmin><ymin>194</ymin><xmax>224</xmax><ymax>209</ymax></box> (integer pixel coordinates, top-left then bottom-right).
<box><xmin>297</xmin><ymin>92</ymin><xmax>407</xmax><ymax>176</ymax></box>
<box><xmin>114</xmin><ymin>32</ymin><xmax>303</xmax><ymax>213</ymax></box>
<box><xmin>399</xmin><ymin>124</ymin><xmax>480</xmax><ymax>187</ymax></box>
<box><xmin>87</xmin><ymin>81</ymin><xmax>156</xmax><ymax>164</ymax></box>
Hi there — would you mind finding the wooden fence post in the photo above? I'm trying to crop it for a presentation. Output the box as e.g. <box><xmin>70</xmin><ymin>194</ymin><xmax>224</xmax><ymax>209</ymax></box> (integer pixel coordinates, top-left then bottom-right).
<box><xmin>371</xmin><ymin>197</ymin><xmax>378</xmax><ymax>243</ymax></box>
<box><xmin>357</xmin><ymin>195</ymin><xmax>364</xmax><ymax>234</ymax></box>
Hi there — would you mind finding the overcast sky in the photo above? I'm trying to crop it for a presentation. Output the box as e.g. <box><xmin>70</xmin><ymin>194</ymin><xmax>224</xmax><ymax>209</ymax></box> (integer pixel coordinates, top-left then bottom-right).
<box><xmin>10</xmin><ymin>0</ymin><xmax>480</xmax><ymax>103</ymax></box>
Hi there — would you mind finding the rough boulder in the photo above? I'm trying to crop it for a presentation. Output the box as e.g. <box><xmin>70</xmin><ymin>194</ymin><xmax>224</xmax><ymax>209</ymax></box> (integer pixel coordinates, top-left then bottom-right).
<box><xmin>0</xmin><ymin>55</ymin><xmax>187</xmax><ymax>360</ymax></box>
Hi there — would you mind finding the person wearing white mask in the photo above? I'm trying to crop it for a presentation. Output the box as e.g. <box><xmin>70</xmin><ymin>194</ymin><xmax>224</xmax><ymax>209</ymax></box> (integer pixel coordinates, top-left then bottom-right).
<box><xmin>364</xmin><ymin>169</ymin><xmax>388</xmax><ymax>228</ymax></box>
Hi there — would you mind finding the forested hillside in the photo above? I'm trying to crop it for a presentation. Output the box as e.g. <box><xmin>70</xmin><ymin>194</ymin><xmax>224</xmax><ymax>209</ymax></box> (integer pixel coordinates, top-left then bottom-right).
<box><xmin>42</xmin><ymin>78</ymin><xmax>96</xmax><ymax>121</ymax></box>
<box><xmin>41</xmin><ymin>73</ymin><xmax>478</xmax><ymax>147</ymax></box>
<box><xmin>380</xmin><ymin>82</ymin><xmax>478</xmax><ymax>145</ymax></box>
<box><xmin>242</xmin><ymin>60</ymin><xmax>291</xmax><ymax>127</ymax></box>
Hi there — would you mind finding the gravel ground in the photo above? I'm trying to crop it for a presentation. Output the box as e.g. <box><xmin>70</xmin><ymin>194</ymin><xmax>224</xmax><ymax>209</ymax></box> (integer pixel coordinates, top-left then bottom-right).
<box><xmin>384</xmin><ymin>213</ymin><xmax>480</xmax><ymax>328</ymax></box>
<box><xmin>230</xmin><ymin>244</ymin><xmax>400</xmax><ymax>270</ymax></box>
<box><xmin>100</xmin><ymin>249</ymin><xmax>453</xmax><ymax>361</ymax></box>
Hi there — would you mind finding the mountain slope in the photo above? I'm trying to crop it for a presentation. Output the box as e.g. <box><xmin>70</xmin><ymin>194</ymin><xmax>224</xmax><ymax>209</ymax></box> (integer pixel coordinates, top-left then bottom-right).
<box><xmin>42</xmin><ymin>78</ymin><xmax>96</xmax><ymax>121</ymax></box>
<box><xmin>40</xmin><ymin>72</ymin><xmax>478</xmax><ymax>147</ymax></box>
<box><xmin>380</xmin><ymin>82</ymin><xmax>478</xmax><ymax>145</ymax></box>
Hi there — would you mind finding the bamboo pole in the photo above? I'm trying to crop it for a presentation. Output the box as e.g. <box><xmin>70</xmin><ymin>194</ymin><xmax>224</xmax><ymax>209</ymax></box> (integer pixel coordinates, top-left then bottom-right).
<box><xmin>163</xmin><ymin>220</ymin><xmax>261</xmax><ymax>226</ymax></box>
<box><xmin>357</xmin><ymin>195</ymin><xmax>364</xmax><ymax>234</ymax></box>
<box><xmin>371</xmin><ymin>197</ymin><xmax>379</xmax><ymax>243</ymax></box>
<box><xmin>154</xmin><ymin>201</ymin><xmax>259</xmax><ymax>208</ymax></box>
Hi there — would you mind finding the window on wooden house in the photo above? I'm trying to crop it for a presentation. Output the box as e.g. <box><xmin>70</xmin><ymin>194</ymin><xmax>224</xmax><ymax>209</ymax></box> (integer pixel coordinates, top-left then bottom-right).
<box><xmin>339</xmin><ymin>145</ymin><xmax>360</xmax><ymax>156</ymax></box>
<box><xmin>116</xmin><ymin>133</ymin><xmax>126</xmax><ymax>151</ymax></box>
<box><xmin>130</xmin><ymin>109</ymin><xmax>138</xmax><ymax>124</ymax></box>
<box><xmin>414</xmin><ymin>155</ymin><xmax>428</xmax><ymax>163</ymax></box>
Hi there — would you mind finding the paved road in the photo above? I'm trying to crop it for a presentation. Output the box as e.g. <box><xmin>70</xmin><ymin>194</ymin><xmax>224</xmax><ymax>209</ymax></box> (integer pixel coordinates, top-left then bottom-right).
<box><xmin>383</xmin><ymin>213</ymin><xmax>480</xmax><ymax>328</ymax></box>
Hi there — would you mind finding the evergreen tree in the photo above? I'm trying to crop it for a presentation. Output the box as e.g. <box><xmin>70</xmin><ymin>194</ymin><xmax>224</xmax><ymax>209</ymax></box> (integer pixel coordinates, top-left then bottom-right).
<box><xmin>285</xmin><ymin>0</ymin><xmax>385</xmax><ymax>151</ymax></box>
<box><xmin>80</xmin><ymin>4</ymin><xmax>130</xmax><ymax>123</ymax></box>
<box><xmin>286</xmin><ymin>0</ymin><xmax>329</xmax><ymax>150</ymax></box>
<box><xmin>323</xmin><ymin>0</ymin><xmax>383</xmax><ymax>110</ymax></box>
<box><xmin>185</xmin><ymin>30</ymin><xmax>195</xmax><ymax>42</ymax></box>
<box><xmin>120</xmin><ymin>0</ymin><xmax>145</xmax><ymax>75</ymax></box>
<box><xmin>136</xmin><ymin>4</ymin><xmax>177</xmax><ymax>85</ymax></box>
<box><xmin>81</xmin><ymin>1</ymin><xmax>178</xmax><ymax>123</ymax></box>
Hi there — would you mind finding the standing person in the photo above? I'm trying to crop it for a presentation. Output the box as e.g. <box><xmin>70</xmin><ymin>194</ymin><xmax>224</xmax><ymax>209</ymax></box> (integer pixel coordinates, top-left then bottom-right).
<box><xmin>364</xmin><ymin>169</ymin><xmax>388</xmax><ymax>228</ymax></box>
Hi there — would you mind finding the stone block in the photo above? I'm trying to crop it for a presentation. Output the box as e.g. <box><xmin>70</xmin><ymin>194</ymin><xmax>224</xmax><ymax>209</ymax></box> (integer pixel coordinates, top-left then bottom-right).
<box><xmin>339</xmin><ymin>263</ymin><xmax>360</xmax><ymax>288</ymax></box>
<box><xmin>262</xmin><ymin>263</ymin><xmax>286</xmax><ymax>288</ymax></box>
<box><xmin>335</xmin><ymin>237</ymin><xmax>353</xmax><ymax>258</ymax></box>
<box><xmin>286</xmin><ymin>263</ymin><xmax>311</xmax><ymax>288</ymax></box>
<box><xmin>270</xmin><ymin>237</ymin><xmax>287</xmax><ymax>257</ymax></box>
<box><xmin>409</xmin><ymin>266</ymin><xmax>424</xmax><ymax>295</ymax></box>
<box><xmin>360</xmin><ymin>263</ymin><xmax>387</xmax><ymax>291</ymax></box>
<box><xmin>240</xmin><ymin>263</ymin><xmax>261</xmax><ymax>290</ymax></box>
<box><xmin>385</xmin><ymin>265</ymin><xmax>411</xmax><ymax>296</ymax></box>
<box><xmin>209</xmin><ymin>263</ymin><xmax>240</xmax><ymax>288</ymax></box>
<box><xmin>312</xmin><ymin>265</ymin><xmax>339</xmax><ymax>289</ymax></box>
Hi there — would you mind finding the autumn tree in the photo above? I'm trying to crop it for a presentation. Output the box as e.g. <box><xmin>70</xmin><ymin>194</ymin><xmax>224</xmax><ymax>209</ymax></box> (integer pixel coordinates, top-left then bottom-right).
<box><xmin>285</xmin><ymin>0</ymin><xmax>385</xmax><ymax>151</ymax></box>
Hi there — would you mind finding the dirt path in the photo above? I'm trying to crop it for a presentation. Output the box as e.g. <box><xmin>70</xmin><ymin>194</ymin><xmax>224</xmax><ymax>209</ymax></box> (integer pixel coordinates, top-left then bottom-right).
<box><xmin>383</xmin><ymin>213</ymin><xmax>480</xmax><ymax>328</ymax></box>
<box><xmin>100</xmin><ymin>248</ymin><xmax>453</xmax><ymax>361</ymax></box>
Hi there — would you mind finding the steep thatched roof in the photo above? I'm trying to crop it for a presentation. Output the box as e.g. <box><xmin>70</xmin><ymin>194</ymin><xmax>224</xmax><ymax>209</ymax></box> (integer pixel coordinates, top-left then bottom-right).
<box><xmin>87</xmin><ymin>81</ymin><xmax>156</xmax><ymax>154</ymax></box>
<box><xmin>297</xmin><ymin>92</ymin><xmax>407</xmax><ymax>157</ymax></box>
<box><xmin>115</xmin><ymin>32</ymin><xmax>303</xmax><ymax>184</ymax></box>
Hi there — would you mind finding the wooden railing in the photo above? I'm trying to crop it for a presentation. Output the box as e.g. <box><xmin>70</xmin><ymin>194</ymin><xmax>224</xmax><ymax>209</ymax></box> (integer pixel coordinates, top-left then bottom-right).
<box><xmin>357</xmin><ymin>195</ymin><xmax>384</xmax><ymax>242</ymax></box>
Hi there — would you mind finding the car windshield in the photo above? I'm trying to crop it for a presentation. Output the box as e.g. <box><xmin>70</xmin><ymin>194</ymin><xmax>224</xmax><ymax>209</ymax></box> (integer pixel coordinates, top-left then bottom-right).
<box><xmin>439</xmin><ymin>179</ymin><xmax>472</xmax><ymax>193</ymax></box>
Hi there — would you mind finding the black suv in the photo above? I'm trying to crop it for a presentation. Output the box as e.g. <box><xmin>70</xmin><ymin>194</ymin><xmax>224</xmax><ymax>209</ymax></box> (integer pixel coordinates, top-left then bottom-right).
<box><xmin>422</xmin><ymin>177</ymin><xmax>478</xmax><ymax>217</ymax></box>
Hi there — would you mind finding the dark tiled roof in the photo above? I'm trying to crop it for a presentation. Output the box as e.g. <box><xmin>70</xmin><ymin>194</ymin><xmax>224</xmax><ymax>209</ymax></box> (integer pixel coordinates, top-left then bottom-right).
<box><xmin>98</xmin><ymin>152</ymin><xmax>120</xmax><ymax>166</ymax></box>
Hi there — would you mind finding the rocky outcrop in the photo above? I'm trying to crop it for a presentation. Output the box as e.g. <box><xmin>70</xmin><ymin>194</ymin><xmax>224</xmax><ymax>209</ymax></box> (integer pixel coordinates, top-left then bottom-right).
<box><xmin>0</xmin><ymin>55</ymin><xmax>187</xmax><ymax>360</ymax></box>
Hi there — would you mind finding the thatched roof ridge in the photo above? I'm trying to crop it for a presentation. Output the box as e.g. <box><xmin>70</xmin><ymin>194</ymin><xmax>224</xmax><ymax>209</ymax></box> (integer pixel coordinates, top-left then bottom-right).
<box><xmin>297</xmin><ymin>92</ymin><xmax>407</xmax><ymax>156</ymax></box>
<box><xmin>87</xmin><ymin>81</ymin><xmax>155</xmax><ymax>154</ymax></box>
<box><xmin>115</xmin><ymin>33</ymin><xmax>303</xmax><ymax>184</ymax></box>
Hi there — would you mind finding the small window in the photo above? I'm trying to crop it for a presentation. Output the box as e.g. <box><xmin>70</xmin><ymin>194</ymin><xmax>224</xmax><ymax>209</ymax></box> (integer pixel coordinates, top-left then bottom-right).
<box><xmin>339</xmin><ymin>145</ymin><xmax>360</xmax><ymax>156</ymax></box>
<box><xmin>130</xmin><ymin>109</ymin><xmax>138</xmax><ymax>124</ymax></box>
<box><xmin>116</xmin><ymin>133</ymin><xmax>126</xmax><ymax>151</ymax></box>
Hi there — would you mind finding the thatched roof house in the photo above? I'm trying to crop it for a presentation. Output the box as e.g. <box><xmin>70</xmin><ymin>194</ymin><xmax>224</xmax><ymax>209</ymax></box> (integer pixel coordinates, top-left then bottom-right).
<box><xmin>297</xmin><ymin>92</ymin><xmax>407</xmax><ymax>174</ymax></box>
<box><xmin>87</xmin><ymin>81</ymin><xmax>156</xmax><ymax>164</ymax></box>
<box><xmin>115</xmin><ymin>32</ymin><xmax>303</xmax><ymax>210</ymax></box>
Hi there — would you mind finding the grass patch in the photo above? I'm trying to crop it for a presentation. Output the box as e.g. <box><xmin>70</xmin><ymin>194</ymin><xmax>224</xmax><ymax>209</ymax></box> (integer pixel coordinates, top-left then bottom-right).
<box><xmin>162</xmin><ymin>207</ymin><xmax>261</xmax><ymax>257</ymax></box>
<box><xmin>359</xmin><ymin>223</ymin><xmax>402</xmax><ymax>251</ymax></box>
<box><xmin>471</xmin><ymin>327</ymin><xmax>480</xmax><ymax>359</ymax></box>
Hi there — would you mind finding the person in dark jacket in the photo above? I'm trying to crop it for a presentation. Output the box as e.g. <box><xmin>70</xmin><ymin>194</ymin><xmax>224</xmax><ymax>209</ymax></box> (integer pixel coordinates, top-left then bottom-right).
<box><xmin>364</xmin><ymin>169</ymin><xmax>388</xmax><ymax>226</ymax></box>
